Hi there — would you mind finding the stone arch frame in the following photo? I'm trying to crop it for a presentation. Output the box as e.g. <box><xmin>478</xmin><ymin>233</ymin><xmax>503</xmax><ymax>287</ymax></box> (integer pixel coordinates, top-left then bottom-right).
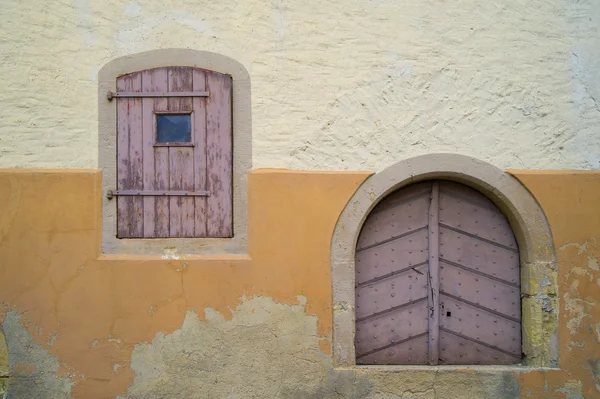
<box><xmin>331</xmin><ymin>154</ymin><xmax>558</xmax><ymax>368</ymax></box>
<box><xmin>98</xmin><ymin>49</ymin><xmax>251</xmax><ymax>255</ymax></box>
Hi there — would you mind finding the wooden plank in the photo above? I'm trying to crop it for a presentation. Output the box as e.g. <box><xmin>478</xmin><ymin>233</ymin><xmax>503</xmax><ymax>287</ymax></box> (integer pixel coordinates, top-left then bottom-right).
<box><xmin>427</xmin><ymin>182</ymin><xmax>440</xmax><ymax>365</ymax></box>
<box><xmin>356</xmin><ymin>182</ymin><xmax>431</xmax><ymax>250</ymax></box>
<box><xmin>116</xmin><ymin>77</ymin><xmax>130</xmax><ymax>238</ymax></box>
<box><xmin>357</xmin><ymin>333</ymin><xmax>429</xmax><ymax>365</ymax></box>
<box><xmin>192</xmin><ymin>69</ymin><xmax>208</xmax><ymax>237</ymax></box>
<box><xmin>355</xmin><ymin>263</ymin><xmax>428</xmax><ymax>320</ymax></box>
<box><xmin>440</xmin><ymin>295</ymin><xmax>521</xmax><ymax>357</ymax></box>
<box><xmin>438</xmin><ymin>181</ymin><xmax>499</xmax><ymax>212</ymax></box>
<box><xmin>439</xmin><ymin>188</ymin><xmax>517</xmax><ymax>249</ymax></box>
<box><xmin>116</xmin><ymin>72</ymin><xmax>143</xmax><ymax>238</ymax></box>
<box><xmin>141</xmin><ymin>76</ymin><xmax>155</xmax><ymax>237</ymax></box>
<box><xmin>109</xmin><ymin>190</ymin><xmax>209</xmax><ymax>197</ymax></box>
<box><xmin>206</xmin><ymin>72</ymin><xmax>233</xmax><ymax>237</ymax></box>
<box><xmin>129</xmin><ymin>74</ymin><xmax>144</xmax><ymax>238</ymax></box>
<box><xmin>154</xmin><ymin>148</ymin><xmax>170</xmax><ymax>237</ymax></box>
<box><xmin>356</xmin><ymin>228</ymin><xmax>428</xmax><ymax>285</ymax></box>
<box><xmin>109</xmin><ymin>91</ymin><xmax>208</xmax><ymax>99</ymax></box>
<box><xmin>180</xmin><ymin>147</ymin><xmax>195</xmax><ymax>237</ymax></box>
<box><xmin>141</xmin><ymin>67</ymin><xmax>168</xmax><ymax>237</ymax></box>
<box><xmin>439</xmin><ymin>227</ymin><xmax>520</xmax><ymax>285</ymax></box>
<box><xmin>169</xmin><ymin>148</ymin><xmax>183</xmax><ymax>237</ymax></box>
<box><xmin>439</xmin><ymin>330</ymin><xmax>520</xmax><ymax>365</ymax></box>
<box><xmin>439</xmin><ymin>261</ymin><xmax>521</xmax><ymax>318</ymax></box>
<box><xmin>168</xmin><ymin>67</ymin><xmax>195</xmax><ymax>237</ymax></box>
<box><xmin>356</xmin><ymin>300</ymin><xmax>428</xmax><ymax>358</ymax></box>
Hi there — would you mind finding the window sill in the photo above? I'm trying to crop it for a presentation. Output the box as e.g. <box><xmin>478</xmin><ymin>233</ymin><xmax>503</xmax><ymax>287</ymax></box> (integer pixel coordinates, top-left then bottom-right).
<box><xmin>97</xmin><ymin>253</ymin><xmax>251</xmax><ymax>263</ymax></box>
<box><xmin>101</xmin><ymin>235</ymin><xmax>247</xmax><ymax>256</ymax></box>
<box><xmin>153</xmin><ymin>143</ymin><xmax>195</xmax><ymax>147</ymax></box>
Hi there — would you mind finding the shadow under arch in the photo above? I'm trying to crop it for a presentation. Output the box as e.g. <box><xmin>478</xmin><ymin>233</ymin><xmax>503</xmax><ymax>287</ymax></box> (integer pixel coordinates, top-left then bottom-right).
<box><xmin>330</xmin><ymin>154</ymin><xmax>557</xmax><ymax>368</ymax></box>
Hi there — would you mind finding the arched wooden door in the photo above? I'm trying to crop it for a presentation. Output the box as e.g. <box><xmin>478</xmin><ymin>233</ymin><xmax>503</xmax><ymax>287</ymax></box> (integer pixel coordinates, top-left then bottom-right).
<box><xmin>355</xmin><ymin>180</ymin><xmax>521</xmax><ymax>365</ymax></box>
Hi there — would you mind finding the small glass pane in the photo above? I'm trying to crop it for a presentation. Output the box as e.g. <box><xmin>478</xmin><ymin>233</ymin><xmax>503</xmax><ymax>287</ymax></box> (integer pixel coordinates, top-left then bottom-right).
<box><xmin>157</xmin><ymin>114</ymin><xmax>191</xmax><ymax>143</ymax></box>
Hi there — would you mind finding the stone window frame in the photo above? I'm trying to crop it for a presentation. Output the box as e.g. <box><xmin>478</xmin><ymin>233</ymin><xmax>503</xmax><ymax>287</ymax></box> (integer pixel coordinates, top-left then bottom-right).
<box><xmin>331</xmin><ymin>154</ymin><xmax>558</xmax><ymax>368</ymax></box>
<box><xmin>98</xmin><ymin>49</ymin><xmax>251</xmax><ymax>255</ymax></box>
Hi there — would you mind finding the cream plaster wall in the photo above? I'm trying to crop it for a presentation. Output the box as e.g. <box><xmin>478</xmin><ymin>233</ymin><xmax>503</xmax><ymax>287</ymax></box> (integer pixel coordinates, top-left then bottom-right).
<box><xmin>1</xmin><ymin>0</ymin><xmax>599</xmax><ymax>171</ymax></box>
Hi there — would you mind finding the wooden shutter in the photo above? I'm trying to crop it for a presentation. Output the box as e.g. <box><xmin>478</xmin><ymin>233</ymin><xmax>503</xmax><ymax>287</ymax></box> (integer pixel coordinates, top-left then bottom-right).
<box><xmin>116</xmin><ymin>67</ymin><xmax>232</xmax><ymax>238</ymax></box>
<box><xmin>355</xmin><ymin>180</ymin><xmax>521</xmax><ymax>365</ymax></box>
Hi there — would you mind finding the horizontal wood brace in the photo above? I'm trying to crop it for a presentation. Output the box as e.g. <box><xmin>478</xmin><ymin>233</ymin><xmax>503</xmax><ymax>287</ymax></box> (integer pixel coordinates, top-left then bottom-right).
<box><xmin>107</xmin><ymin>190</ymin><xmax>210</xmax><ymax>199</ymax></box>
<box><xmin>356</xmin><ymin>225</ymin><xmax>428</xmax><ymax>252</ymax></box>
<box><xmin>440</xmin><ymin>327</ymin><xmax>521</xmax><ymax>358</ymax></box>
<box><xmin>356</xmin><ymin>296</ymin><xmax>428</xmax><ymax>323</ymax></box>
<box><xmin>440</xmin><ymin>292</ymin><xmax>521</xmax><ymax>323</ymax></box>
<box><xmin>107</xmin><ymin>91</ymin><xmax>209</xmax><ymax>101</ymax></box>
<box><xmin>356</xmin><ymin>261</ymin><xmax>428</xmax><ymax>288</ymax></box>
<box><xmin>356</xmin><ymin>331</ymin><xmax>429</xmax><ymax>359</ymax></box>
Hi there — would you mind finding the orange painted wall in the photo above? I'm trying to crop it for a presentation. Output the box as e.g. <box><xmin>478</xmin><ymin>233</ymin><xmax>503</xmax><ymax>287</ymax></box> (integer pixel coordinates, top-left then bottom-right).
<box><xmin>0</xmin><ymin>169</ymin><xmax>599</xmax><ymax>398</ymax></box>
<box><xmin>0</xmin><ymin>169</ymin><xmax>368</xmax><ymax>397</ymax></box>
<box><xmin>510</xmin><ymin>171</ymin><xmax>600</xmax><ymax>398</ymax></box>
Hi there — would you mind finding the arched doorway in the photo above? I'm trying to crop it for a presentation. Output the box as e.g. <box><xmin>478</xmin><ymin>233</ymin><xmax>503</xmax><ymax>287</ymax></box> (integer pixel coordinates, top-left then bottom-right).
<box><xmin>355</xmin><ymin>180</ymin><xmax>521</xmax><ymax>365</ymax></box>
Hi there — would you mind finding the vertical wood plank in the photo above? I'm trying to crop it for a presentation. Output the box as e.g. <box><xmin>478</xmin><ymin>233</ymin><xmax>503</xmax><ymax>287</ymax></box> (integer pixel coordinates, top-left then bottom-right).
<box><xmin>116</xmin><ymin>77</ymin><xmax>129</xmax><ymax>238</ymax></box>
<box><xmin>169</xmin><ymin>149</ymin><xmax>183</xmax><ymax>237</ymax></box>
<box><xmin>427</xmin><ymin>182</ymin><xmax>440</xmax><ymax>365</ymax></box>
<box><xmin>206</xmin><ymin>72</ymin><xmax>233</xmax><ymax>237</ymax></box>
<box><xmin>192</xmin><ymin>69</ymin><xmax>208</xmax><ymax>237</ymax></box>
<box><xmin>129</xmin><ymin>74</ymin><xmax>144</xmax><ymax>237</ymax></box>
<box><xmin>154</xmin><ymin>147</ymin><xmax>170</xmax><ymax>237</ymax></box>
<box><xmin>168</xmin><ymin>67</ymin><xmax>194</xmax><ymax>237</ymax></box>
<box><xmin>141</xmin><ymin>67</ymin><xmax>168</xmax><ymax>238</ymax></box>
<box><xmin>116</xmin><ymin>72</ymin><xmax>143</xmax><ymax>238</ymax></box>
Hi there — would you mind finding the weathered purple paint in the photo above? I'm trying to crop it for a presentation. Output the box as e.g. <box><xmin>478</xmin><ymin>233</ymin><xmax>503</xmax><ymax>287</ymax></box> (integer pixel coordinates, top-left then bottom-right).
<box><xmin>355</xmin><ymin>181</ymin><xmax>432</xmax><ymax>365</ymax></box>
<box><xmin>355</xmin><ymin>180</ymin><xmax>521</xmax><ymax>365</ymax></box>
<box><xmin>116</xmin><ymin>67</ymin><xmax>233</xmax><ymax>238</ymax></box>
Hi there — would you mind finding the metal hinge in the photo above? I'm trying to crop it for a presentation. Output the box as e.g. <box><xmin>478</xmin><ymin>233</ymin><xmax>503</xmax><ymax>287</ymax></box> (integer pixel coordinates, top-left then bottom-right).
<box><xmin>107</xmin><ymin>91</ymin><xmax>209</xmax><ymax>101</ymax></box>
<box><xmin>107</xmin><ymin>190</ymin><xmax>210</xmax><ymax>199</ymax></box>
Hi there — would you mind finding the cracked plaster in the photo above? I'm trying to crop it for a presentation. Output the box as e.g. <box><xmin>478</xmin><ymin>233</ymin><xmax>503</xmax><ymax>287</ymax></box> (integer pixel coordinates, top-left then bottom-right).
<box><xmin>2</xmin><ymin>312</ymin><xmax>73</xmax><ymax>399</ymax></box>
<box><xmin>119</xmin><ymin>296</ymin><xmax>522</xmax><ymax>399</ymax></box>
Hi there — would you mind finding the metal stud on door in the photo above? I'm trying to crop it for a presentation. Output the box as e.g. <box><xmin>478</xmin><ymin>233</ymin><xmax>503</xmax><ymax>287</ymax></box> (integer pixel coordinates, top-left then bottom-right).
<box><xmin>355</xmin><ymin>180</ymin><xmax>521</xmax><ymax>365</ymax></box>
<box><xmin>355</xmin><ymin>182</ymin><xmax>432</xmax><ymax>365</ymax></box>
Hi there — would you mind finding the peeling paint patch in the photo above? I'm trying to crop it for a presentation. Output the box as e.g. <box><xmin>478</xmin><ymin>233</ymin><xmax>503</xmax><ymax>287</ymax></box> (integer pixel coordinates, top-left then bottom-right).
<box><xmin>161</xmin><ymin>246</ymin><xmax>181</xmax><ymax>260</ymax></box>
<box><xmin>2</xmin><ymin>312</ymin><xmax>72</xmax><ymax>398</ymax></box>
<box><xmin>564</xmin><ymin>292</ymin><xmax>592</xmax><ymax>340</ymax></box>
<box><xmin>589</xmin><ymin>359</ymin><xmax>600</xmax><ymax>393</ymax></box>
<box><xmin>588</xmin><ymin>256</ymin><xmax>599</xmax><ymax>271</ymax></box>
<box><xmin>558</xmin><ymin>381</ymin><xmax>585</xmax><ymax>399</ymax></box>
<box><xmin>120</xmin><ymin>296</ymin><xmax>332</xmax><ymax>398</ymax></box>
<box><xmin>318</xmin><ymin>338</ymin><xmax>331</xmax><ymax>355</ymax></box>
<box><xmin>0</xmin><ymin>329</ymin><xmax>8</xmax><ymax>378</ymax></box>
<box><xmin>560</xmin><ymin>239</ymin><xmax>597</xmax><ymax>255</ymax></box>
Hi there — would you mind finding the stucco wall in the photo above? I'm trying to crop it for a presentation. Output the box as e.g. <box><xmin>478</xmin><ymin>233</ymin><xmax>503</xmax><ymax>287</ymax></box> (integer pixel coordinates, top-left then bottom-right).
<box><xmin>1</xmin><ymin>169</ymin><xmax>600</xmax><ymax>398</ymax></box>
<box><xmin>0</xmin><ymin>329</ymin><xmax>8</xmax><ymax>397</ymax></box>
<box><xmin>1</xmin><ymin>0</ymin><xmax>600</xmax><ymax>171</ymax></box>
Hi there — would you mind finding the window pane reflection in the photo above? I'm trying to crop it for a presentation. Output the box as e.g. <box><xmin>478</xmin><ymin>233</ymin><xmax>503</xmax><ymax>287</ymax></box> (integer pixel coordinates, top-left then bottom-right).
<box><xmin>157</xmin><ymin>114</ymin><xmax>191</xmax><ymax>143</ymax></box>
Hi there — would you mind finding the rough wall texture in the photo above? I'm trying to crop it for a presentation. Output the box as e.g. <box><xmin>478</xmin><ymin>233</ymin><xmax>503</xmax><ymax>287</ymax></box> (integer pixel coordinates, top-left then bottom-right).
<box><xmin>0</xmin><ymin>169</ymin><xmax>599</xmax><ymax>398</ymax></box>
<box><xmin>1</xmin><ymin>0</ymin><xmax>600</xmax><ymax>171</ymax></box>
<box><xmin>0</xmin><ymin>328</ymin><xmax>8</xmax><ymax>397</ymax></box>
